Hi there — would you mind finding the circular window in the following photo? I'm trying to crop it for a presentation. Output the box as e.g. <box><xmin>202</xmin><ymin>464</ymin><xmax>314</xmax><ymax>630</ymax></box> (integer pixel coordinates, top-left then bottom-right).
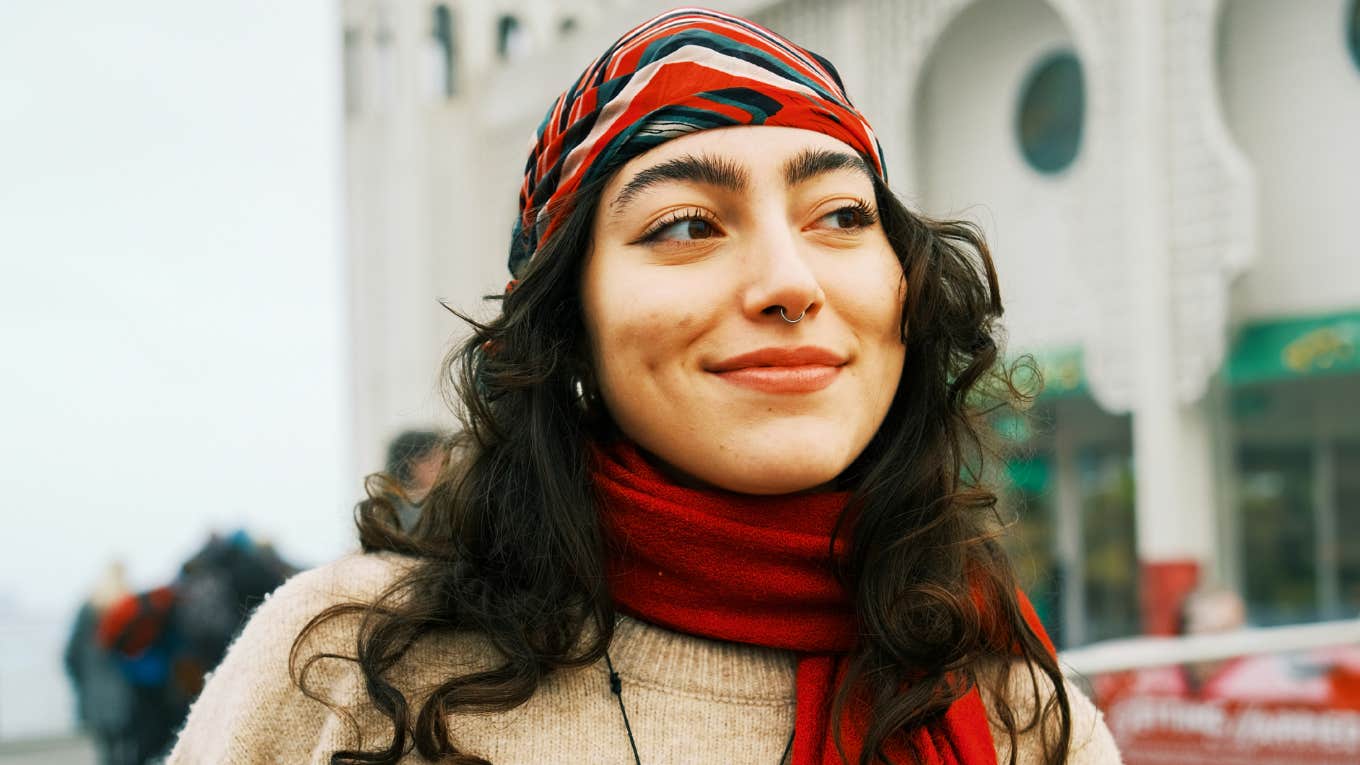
<box><xmin>1349</xmin><ymin>0</ymin><xmax>1360</xmax><ymax>72</ymax></box>
<box><xmin>1016</xmin><ymin>50</ymin><xmax>1085</xmax><ymax>175</ymax></box>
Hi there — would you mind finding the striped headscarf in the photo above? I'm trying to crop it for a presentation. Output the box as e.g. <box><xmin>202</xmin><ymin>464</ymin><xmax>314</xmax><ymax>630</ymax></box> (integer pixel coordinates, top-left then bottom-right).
<box><xmin>508</xmin><ymin>6</ymin><xmax>886</xmax><ymax>279</ymax></box>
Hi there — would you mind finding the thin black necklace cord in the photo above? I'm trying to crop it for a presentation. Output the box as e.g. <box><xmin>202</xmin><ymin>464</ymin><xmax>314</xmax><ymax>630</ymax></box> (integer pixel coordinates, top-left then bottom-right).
<box><xmin>604</xmin><ymin>650</ymin><xmax>796</xmax><ymax>764</ymax></box>
<box><xmin>778</xmin><ymin>726</ymin><xmax>796</xmax><ymax>764</ymax></box>
<box><xmin>605</xmin><ymin>651</ymin><xmax>643</xmax><ymax>765</ymax></box>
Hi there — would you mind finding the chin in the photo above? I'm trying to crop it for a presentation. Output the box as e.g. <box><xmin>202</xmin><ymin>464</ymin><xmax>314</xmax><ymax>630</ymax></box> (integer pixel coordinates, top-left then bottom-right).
<box><xmin>619</xmin><ymin>408</ymin><xmax>872</xmax><ymax>495</ymax></box>
<box><xmin>700</xmin><ymin>450</ymin><xmax>853</xmax><ymax>495</ymax></box>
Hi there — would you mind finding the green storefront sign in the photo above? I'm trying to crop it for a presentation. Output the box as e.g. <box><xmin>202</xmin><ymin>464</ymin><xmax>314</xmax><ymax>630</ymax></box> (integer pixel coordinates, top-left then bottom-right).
<box><xmin>1012</xmin><ymin>313</ymin><xmax>1360</xmax><ymax>399</ymax></box>
<box><xmin>1036</xmin><ymin>346</ymin><xmax>1086</xmax><ymax>398</ymax></box>
<box><xmin>1005</xmin><ymin>346</ymin><xmax>1088</xmax><ymax>402</ymax></box>
<box><xmin>1228</xmin><ymin>312</ymin><xmax>1360</xmax><ymax>385</ymax></box>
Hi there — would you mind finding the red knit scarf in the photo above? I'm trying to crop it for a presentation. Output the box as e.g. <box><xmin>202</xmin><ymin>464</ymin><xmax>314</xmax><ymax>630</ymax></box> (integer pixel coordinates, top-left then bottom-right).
<box><xmin>593</xmin><ymin>441</ymin><xmax>1055</xmax><ymax>765</ymax></box>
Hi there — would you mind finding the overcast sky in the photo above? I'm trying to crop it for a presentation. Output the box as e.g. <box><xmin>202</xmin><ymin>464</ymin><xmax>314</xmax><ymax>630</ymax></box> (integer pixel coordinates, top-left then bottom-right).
<box><xmin>0</xmin><ymin>0</ymin><xmax>353</xmax><ymax>616</ymax></box>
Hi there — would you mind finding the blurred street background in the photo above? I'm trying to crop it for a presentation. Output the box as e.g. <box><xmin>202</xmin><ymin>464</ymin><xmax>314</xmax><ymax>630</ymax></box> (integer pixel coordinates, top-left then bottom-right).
<box><xmin>2</xmin><ymin>0</ymin><xmax>1358</xmax><ymax>762</ymax></box>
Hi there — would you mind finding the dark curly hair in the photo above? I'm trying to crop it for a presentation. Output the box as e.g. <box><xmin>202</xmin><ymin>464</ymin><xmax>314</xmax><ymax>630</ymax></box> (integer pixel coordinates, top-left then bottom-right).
<box><xmin>290</xmin><ymin>169</ymin><xmax>1070</xmax><ymax>765</ymax></box>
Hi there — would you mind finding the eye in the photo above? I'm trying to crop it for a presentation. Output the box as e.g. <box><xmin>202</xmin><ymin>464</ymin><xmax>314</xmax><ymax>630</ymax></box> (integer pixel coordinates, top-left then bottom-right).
<box><xmin>814</xmin><ymin>201</ymin><xmax>878</xmax><ymax>231</ymax></box>
<box><xmin>640</xmin><ymin>210</ymin><xmax>720</xmax><ymax>243</ymax></box>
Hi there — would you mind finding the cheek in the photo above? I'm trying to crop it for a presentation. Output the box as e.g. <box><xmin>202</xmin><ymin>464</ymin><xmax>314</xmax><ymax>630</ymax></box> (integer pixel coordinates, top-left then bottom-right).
<box><xmin>841</xmin><ymin>248</ymin><xmax>905</xmax><ymax>342</ymax></box>
<box><xmin>596</xmin><ymin>303</ymin><xmax>671</xmax><ymax>364</ymax></box>
<box><xmin>840</xmin><ymin>249</ymin><xmax>907</xmax><ymax>396</ymax></box>
<box><xmin>587</xmin><ymin>293</ymin><xmax>711</xmax><ymax>445</ymax></box>
<box><xmin>586</xmin><ymin>276</ymin><xmax>700</xmax><ymax>389</ymax></box>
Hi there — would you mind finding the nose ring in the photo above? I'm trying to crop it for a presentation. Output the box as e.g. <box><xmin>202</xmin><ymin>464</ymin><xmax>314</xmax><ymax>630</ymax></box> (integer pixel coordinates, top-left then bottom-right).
<box><xmin>779</xmin><ymin>307</ymin><xmax>807</xmax><ymax>324</ymax></box>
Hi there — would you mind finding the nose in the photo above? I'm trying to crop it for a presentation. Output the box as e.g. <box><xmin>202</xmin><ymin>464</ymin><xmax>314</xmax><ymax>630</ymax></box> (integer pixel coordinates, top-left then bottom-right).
<box><xmin>741</xmin><ymin>222</ymin><xmax>825</xmax><ymax>324</ymax></box>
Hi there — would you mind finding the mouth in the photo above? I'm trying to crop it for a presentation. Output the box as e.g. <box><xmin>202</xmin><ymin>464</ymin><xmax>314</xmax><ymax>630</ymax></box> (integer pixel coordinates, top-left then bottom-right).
<box><xmin>713</xmin><ymin>365</ymin><xmax>841</xmax><ymax>393</ymax></box>
<box><xmin>707</xmin><ymin>345</ymin><xmax>847</xmax><ymax>394</ymax></box>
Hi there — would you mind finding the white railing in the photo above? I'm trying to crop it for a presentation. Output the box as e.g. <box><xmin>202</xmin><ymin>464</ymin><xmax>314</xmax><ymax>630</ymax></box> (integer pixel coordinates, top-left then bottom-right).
<box><xmin>1060</xmin><ymin>618</ymin><xmax>1360</xmax><ymax>677</ymax></box>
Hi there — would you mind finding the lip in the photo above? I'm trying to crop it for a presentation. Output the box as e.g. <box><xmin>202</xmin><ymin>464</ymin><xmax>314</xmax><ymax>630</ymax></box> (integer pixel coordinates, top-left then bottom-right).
<box><xmin>707</xmin><ymin>345</ymin><xmax>848</xmax><ymax>372</ymax></box>
<box><xmin>707</xmin><ymin>345</ymin><xmax>847</xmax><ymax>394</ymax></box>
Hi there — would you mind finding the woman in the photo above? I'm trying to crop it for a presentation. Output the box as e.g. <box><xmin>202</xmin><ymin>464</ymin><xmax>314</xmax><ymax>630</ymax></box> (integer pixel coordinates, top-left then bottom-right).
<box><xmin>170</xmin><ymin>8</ymin><xmax>1120</xmax><ymax>765</ymax></box>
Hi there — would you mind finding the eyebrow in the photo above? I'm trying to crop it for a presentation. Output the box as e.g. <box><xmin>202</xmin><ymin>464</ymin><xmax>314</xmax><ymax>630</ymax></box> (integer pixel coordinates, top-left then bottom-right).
<box><xmin>782</xmin><ymin>148</ymin><xmax>875</xmax><ymax>187</ymax></box>
<box><xmin>608</xmin><ymin>146</ymin><xmax>876</xmax><ymax>216</ymax></box>
<box><xmin>610</xmin><ymin>154</ymin><xmax>750</xmax><ymax>214</ymax></box>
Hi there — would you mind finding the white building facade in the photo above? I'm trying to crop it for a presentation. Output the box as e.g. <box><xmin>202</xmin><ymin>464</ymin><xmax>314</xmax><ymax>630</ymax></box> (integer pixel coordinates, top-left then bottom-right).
<box><xmin>339</xmin><ymin>0</ymin><xmax>1360</xmax><ymax>646</ymax></box>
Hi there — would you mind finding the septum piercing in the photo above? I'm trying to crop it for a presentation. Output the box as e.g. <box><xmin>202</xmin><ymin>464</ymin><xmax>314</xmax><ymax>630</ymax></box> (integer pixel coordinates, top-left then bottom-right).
<box><xmin>779</xmin><ymin>307</ymin><xmax>806</xmax><ymax>324</ymax></box>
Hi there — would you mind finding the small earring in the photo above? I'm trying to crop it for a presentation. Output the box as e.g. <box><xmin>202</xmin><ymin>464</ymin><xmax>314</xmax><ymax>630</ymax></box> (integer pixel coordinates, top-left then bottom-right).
<box><xmin>571</xmin><ymin>373</ymin><xmax>601</xmax><ymax>415</ymax></box>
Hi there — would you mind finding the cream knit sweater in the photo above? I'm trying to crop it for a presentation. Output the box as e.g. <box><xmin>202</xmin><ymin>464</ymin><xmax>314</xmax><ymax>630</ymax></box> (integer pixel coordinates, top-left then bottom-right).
<box><xmin>168</xmin><ymin>552</ymin><xmax>1121</xmax><ymax>764</ymax></box>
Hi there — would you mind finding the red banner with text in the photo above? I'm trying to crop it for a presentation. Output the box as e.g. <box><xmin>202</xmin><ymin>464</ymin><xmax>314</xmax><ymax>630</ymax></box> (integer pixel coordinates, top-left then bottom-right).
<box><xmin>1093</xmin><ymin>646</ymin><xmax>1360</xmax><ymax>764</ymax></box>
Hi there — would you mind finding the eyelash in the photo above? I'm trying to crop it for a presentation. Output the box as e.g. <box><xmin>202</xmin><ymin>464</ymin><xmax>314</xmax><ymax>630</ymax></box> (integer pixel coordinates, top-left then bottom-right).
<box><xmin>635</xmin><ymin>199</ymin><xmax>879</xmax><ymax>244</ymax></box>
<box><xmin>637</xmin><ymin>207</ymin><xmax>718</xmax><ymax>243</ymax></box>
<box><xmin>831</xmin><ymin>199</ymin><xmax>879</xmax><ymax>229</ymax></box>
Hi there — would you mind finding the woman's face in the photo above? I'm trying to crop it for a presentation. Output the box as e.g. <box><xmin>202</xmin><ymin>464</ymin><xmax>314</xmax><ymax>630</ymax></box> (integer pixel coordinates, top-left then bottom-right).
<box><xmin>581</xmin><ymin>126</ymin><xmax>906</xmax><ymax>494</ymax></box>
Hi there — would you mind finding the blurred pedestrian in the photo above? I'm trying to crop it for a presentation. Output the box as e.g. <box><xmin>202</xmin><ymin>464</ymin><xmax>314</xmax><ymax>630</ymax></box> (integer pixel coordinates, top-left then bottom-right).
<box><xmin>383</xmin><ymin>429</ymin><xmax>448</xmax><ymax>530</ymax></box>
<box><xmin>173</xmin><ymin>530</ymin><xmax>298</xmax><ymax>673</ymax></box>
<box><xmin>64</xmin><ymin>561</ymin><xmax>135</xmax><ymax>765</ymax></box>
<box><xmin>1179</xmin><ymin>586</ymin><xmax>1249</xmax><ymax>693</ymax></box>
<box><xmin>66</xmin><ymin>531</ymin><xmax>296</xmax><ymax>764</ymax></box>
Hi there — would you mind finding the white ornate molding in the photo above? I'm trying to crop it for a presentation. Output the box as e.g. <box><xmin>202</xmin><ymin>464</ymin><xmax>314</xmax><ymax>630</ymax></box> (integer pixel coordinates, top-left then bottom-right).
<box><xmin>853</xmin><ymin>0</ymin><xmax>1133</xmax><ymax>411</ymax></box>
<box><xmin>1163</xmin><ymin>0</ymin><xmax>1256</xmax><ymax>403</ymax></box>
<box><xmin>1070</xmin><ymin>0</ymin><xmax>1255</xmax><ymax>410</ymax></box>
